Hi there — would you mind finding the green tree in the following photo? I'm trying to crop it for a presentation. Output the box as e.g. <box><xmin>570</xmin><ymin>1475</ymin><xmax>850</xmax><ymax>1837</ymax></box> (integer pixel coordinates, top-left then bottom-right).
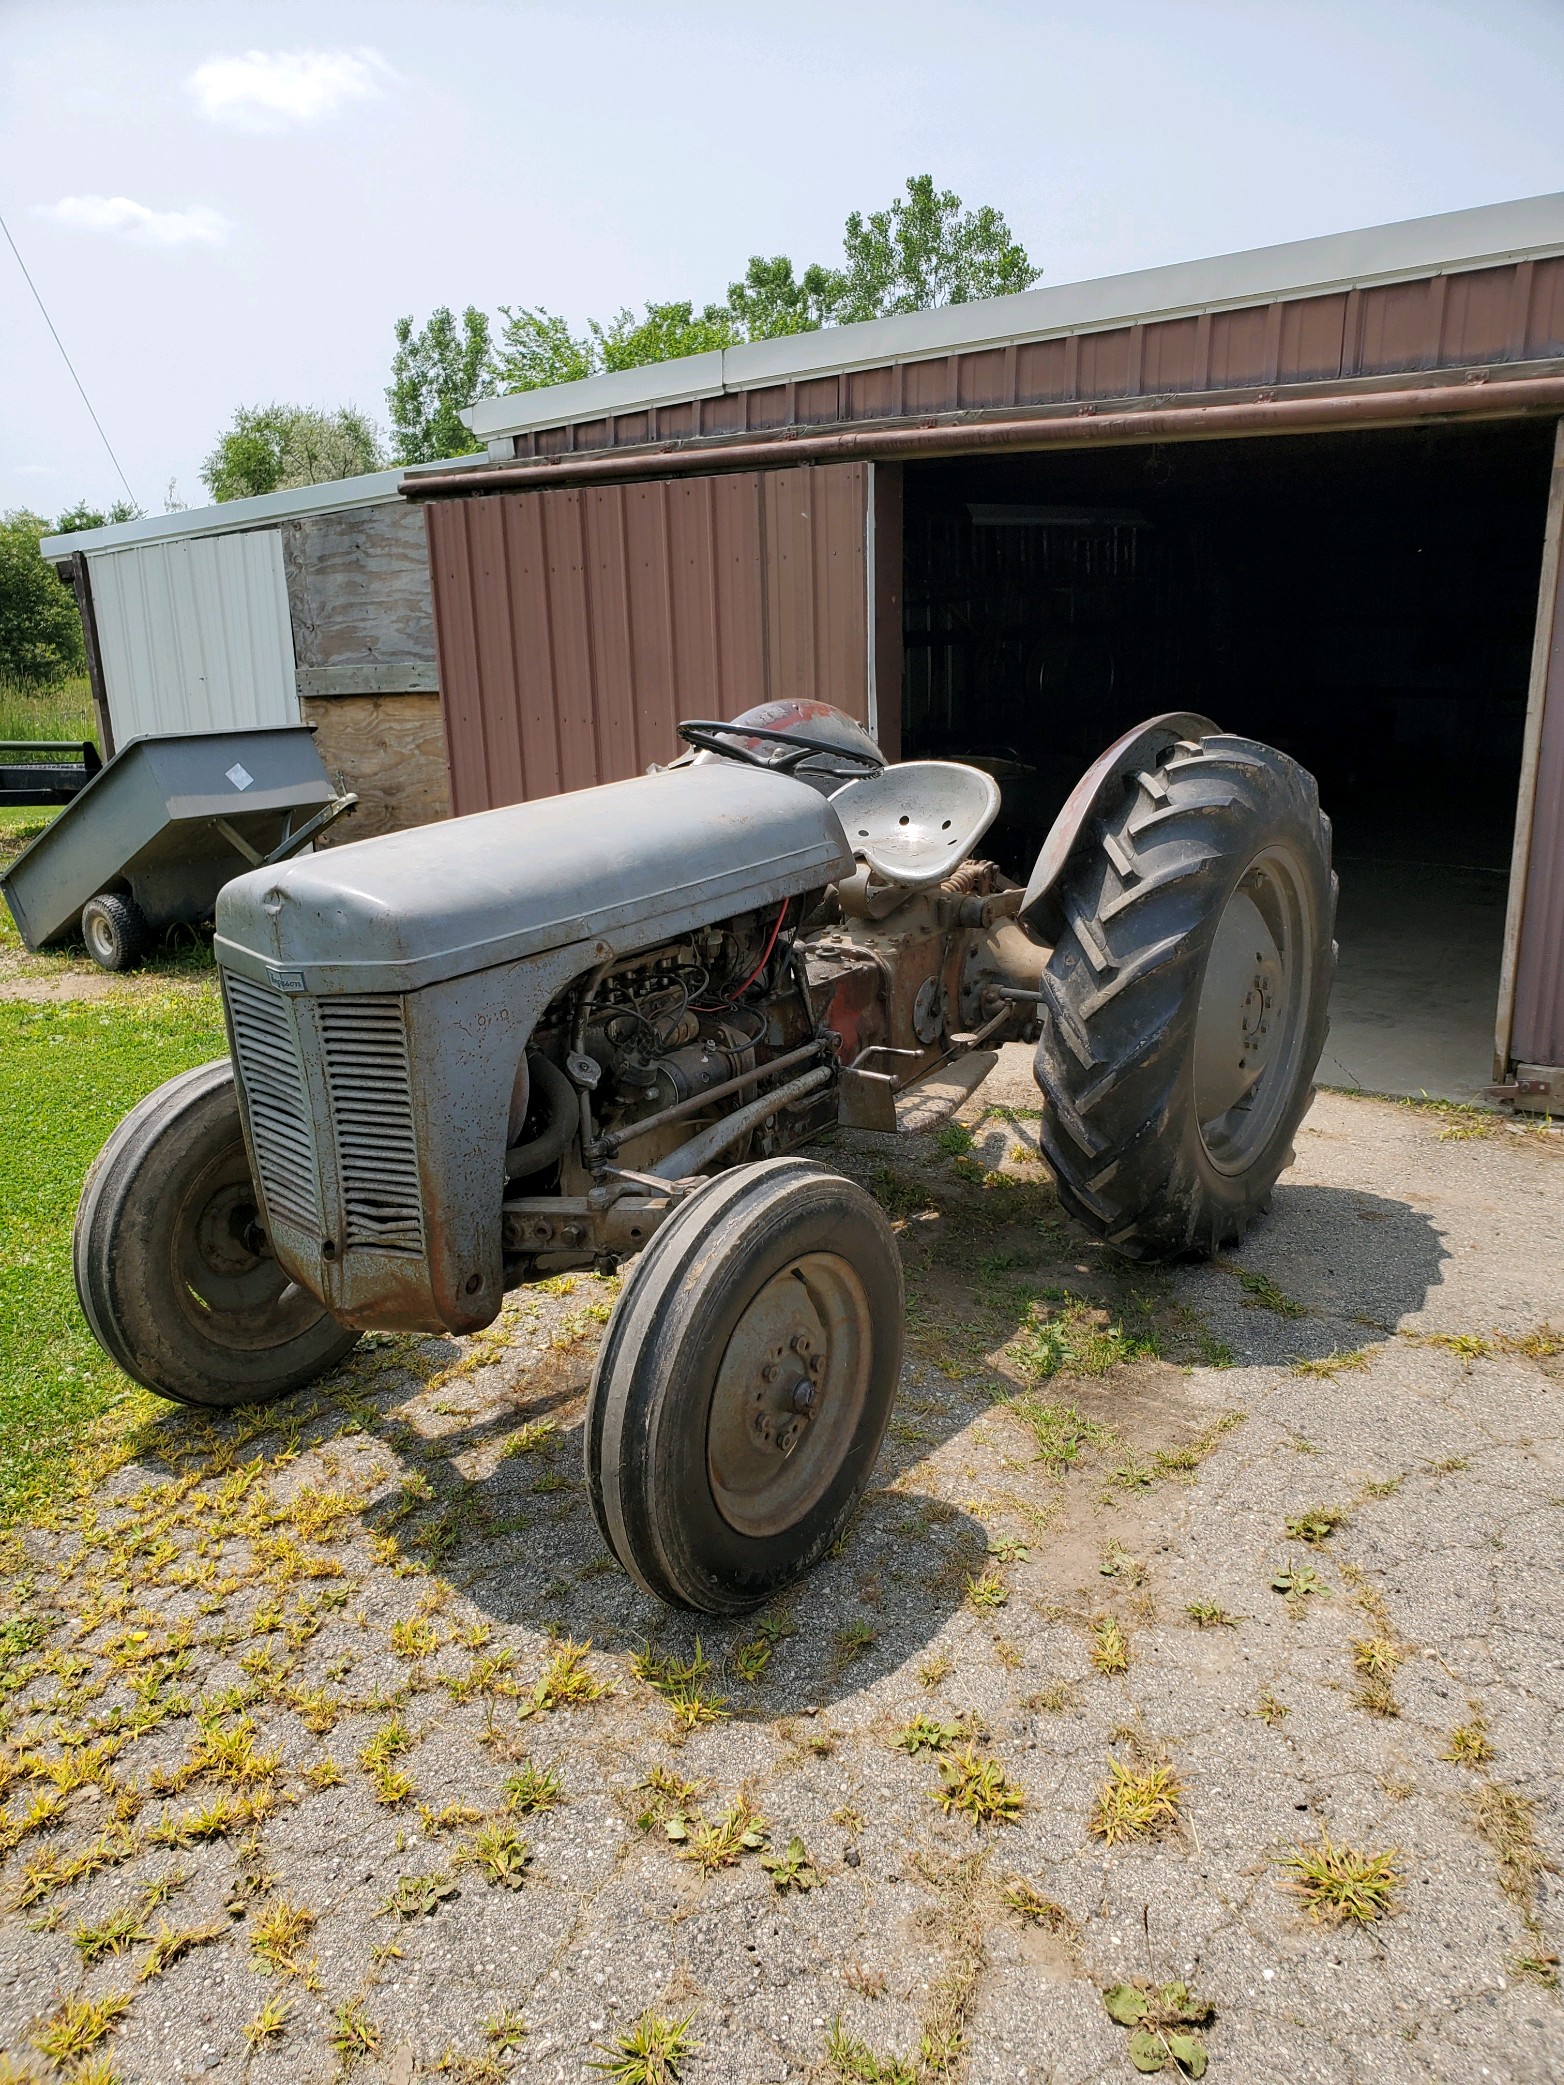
<box><xmin>491</xmin><ymin>305</ymin><xmax>596</xmax><ymax>394</ymax></box>
<box><xmin>387</xmin><ymin>306</ymin><xmax>494</xmax><ymax>463</ymax></box>
<box><xmin>591</xmin><ymin>298</ymin><xmax>738</xmax><ymax>372</ymax></box>
<box><xmin>724</xmin><ymin>254</ymin><xmax>836</xmax><ymax>340</ymax></box>
<box><xmin>200</xmin><ymin>405</ymin><xmax>387</xmax><ymax>502</ymax></box>
<box><xmin>821</xmin><ymin>173</ymin><xmax>1040</xmax><ymax>322</ymax></box>
<box><xmin>410</xmin><ymin>175</ymin><xmax>1040</xmax><ymax>408</ymax></box>
<box><xmin>54</xmin><ymin>498</ymin><xmax>141</xmax><ymax>534</ymax></box>
<box><xmin>0</xmin><ymin>511</ymin><xmax>86</xmax><ymax>688</ymax></box>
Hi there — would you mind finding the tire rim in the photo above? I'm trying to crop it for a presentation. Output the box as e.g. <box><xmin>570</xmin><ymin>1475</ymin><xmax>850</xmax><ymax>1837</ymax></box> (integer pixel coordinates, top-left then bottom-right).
<box><xmin>171</xmin><ymin>1140</ymin><xmax>331</xmax><ymax>1353</ymax></box>
<box><xmin>85</xmin><ymin>912</ymin><xmax>118</xmax><ymax>966</ymax></box>
<box><xmin>706</xmin><ymin>1252</ymin><xmax>872</xmax><ymax>1539</ymax></box>
<box><xmin>1192</xmin><ymin>845</ymin><xmax>1314</xmax><ymax>1175</ymax></box>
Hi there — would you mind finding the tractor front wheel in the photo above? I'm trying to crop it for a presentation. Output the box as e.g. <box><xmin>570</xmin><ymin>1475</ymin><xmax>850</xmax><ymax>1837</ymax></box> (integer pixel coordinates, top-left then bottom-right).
<box><xmin>74</xmin><ymin>1060</ymin><xmax>359</xmax><ymax>1406</ymax></box>
<box><xmin>1034</xmin><ymin>732</ymin><xmax>1335</xmax><ymax>1259</ymax></box>
<box><xmin>585</xmin><ymin>1160</ymin><xmax>904</xmax><ymax>1613</ymax></box>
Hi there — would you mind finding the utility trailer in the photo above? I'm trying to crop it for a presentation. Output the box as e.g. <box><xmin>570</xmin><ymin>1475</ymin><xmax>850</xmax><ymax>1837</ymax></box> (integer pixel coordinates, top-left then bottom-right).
<box><xmin>0</xmin><ymin>739</ymin><xmax>100</xmax><ymax>808</ymax></box>
<box><xmin>1</xmin><ymin>725</ymin><xmax>355</xmax><ymax>971</ymax></box>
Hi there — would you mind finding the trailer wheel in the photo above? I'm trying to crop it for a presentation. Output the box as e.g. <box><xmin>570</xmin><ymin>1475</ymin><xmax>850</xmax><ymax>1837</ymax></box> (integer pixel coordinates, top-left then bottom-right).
<box><xmin>81</xmin><ymin>891</ymin><xmax>152</xmax><ymax>972</ymax></box>
<box><xmin>1034</xmin><ymin>733</ymin><xmax>1335</xmax><ymax>1260</ymax></box>
<box><xmin>585</xmin><ymin>1160</ymin><xmax>903</xmax><ymax>1613</ymax></box>
<box><xmin>75</xmin><ymin>1059</ymin><xmax>359</xmax><ymax>1406</ymax></box>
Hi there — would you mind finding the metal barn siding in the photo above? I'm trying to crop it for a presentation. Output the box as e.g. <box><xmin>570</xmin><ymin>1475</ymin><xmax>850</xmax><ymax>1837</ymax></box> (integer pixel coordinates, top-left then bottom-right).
<box><xmin>425</xmin><ymin>463</ymin><xmax>869</xmax><ymax>816</ymax></box>
<box><xmin>86</xmin><ymin>530</ymin><xmax>299</xmax><ymax>745</ymax></box>
<box><xmin>1506</xmin><ymin>423</ymin><xmax>1564</xmax><ymax>1070</ymax></box>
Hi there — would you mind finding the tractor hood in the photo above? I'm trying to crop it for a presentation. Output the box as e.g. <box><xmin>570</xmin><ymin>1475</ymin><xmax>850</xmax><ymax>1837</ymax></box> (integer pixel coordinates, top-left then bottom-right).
<box><xmin>215</xmin><ymin>763</ymin><xmax>855</xmax><ymax>996</ymax></box>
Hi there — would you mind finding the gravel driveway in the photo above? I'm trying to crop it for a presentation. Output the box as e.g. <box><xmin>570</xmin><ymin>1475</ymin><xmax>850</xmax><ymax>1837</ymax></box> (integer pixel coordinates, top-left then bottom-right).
<box><xmin>1</xmin><ymin>1073</ymin><xmax>1560</xmax><ymax>2085</ymax></box>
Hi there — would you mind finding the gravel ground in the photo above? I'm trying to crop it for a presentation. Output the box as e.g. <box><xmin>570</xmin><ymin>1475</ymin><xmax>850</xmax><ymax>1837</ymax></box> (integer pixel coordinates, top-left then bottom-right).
<box><xmin>1</xmin><ymin>1068</ymin><xmax>1561</xmax><ymax>2085</ymax></box>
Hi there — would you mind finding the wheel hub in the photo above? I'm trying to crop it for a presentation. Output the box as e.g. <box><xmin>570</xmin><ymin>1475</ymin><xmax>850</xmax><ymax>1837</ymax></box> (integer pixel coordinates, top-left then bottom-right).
<box><xmin>708</xmin><ymin>1253</ymin><xmax>871</xmax><ymax>1539</ymax></box>
<box><xmin>1192</xmin><ymin>849</ymin><xmax>1313</xmax><ymax>1176</ymax></box>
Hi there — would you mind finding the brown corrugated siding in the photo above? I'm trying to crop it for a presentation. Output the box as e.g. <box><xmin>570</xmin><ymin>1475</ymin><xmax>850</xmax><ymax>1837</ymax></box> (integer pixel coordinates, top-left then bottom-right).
<box><xmin>1512</xmin><ymin>492</ymin><xmax>1564</xmax><ymax>1066</ymax></box>
<box><xmin>427</xmin><ymin>463</ymin><xmax>869</xmax><ymax>815</ymax></box>
<box><xmin>501</xmin><ymin>256</ymin><xmax>1564</xmax><ymax>461</ymax></box>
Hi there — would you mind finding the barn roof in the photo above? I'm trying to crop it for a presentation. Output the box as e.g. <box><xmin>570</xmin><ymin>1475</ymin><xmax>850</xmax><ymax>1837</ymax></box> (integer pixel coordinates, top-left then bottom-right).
<box><xmin>465</xmin><ymin>190</ymin><xmax>1564</xmax><ymax>445</ymax></box>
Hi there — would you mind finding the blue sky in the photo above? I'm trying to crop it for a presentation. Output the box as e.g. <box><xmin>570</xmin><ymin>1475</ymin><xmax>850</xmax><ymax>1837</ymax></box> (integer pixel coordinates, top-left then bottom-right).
<box><xmin>4</xmin><ymin>0</ymin><xmax>1564</xmax><ymax>519</ymax></box>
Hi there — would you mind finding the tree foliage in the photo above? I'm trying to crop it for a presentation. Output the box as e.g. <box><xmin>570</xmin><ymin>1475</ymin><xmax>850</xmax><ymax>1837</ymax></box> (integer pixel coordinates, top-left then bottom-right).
<box><xmin>387</xmin><ymin>306</ymin><xmax>494</xmax><ymax>465</ymax></box>
<box><xmin>0</xmin><ymin>511</ymin><xmax>86</xmax><ymax>688</ymax></box>
<box><xmin>54</xmin><ymin>499</ymin><xmax>141</xmax><ymax>535</ymax></box>
<box><xmin>824</xmin><ymin>174</ymin><xmax>1039</xmax><ymax>320</ymax></box>
<box><xmin>200</xmin><ymin>404</ymin><xmax>387</xmax><ymax>503</ymax></box>
<box><xmin>399</xmin><ymin>174</ymin><xmax>1040</xmax><ymax>438</ymax></box>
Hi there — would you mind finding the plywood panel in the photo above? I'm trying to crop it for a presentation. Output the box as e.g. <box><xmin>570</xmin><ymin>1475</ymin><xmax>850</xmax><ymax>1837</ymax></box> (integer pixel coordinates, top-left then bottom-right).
<box><xmin>304</xmin><ymin>692</ymin><xmax>451</xmax><ymax>841</ymax></box>
<box><xmin>282</xmin><ymin>502</ymin><xmax>434</xmax><ymax>671</ymax></box>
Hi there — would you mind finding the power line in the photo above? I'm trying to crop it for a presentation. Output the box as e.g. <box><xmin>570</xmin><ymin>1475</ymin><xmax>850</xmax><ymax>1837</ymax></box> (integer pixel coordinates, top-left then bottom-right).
<box><xmin>1</xmin><ymin>208</ymin><xmax>140</xmax><ymax>511</ymax></box>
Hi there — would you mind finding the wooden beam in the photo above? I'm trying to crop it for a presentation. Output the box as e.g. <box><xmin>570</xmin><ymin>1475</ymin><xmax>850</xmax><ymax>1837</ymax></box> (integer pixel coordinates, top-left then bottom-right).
<box><xmin>296</xmin><ymin>661</ymin><xmax>440</xmax><ymax>698</ymax></box>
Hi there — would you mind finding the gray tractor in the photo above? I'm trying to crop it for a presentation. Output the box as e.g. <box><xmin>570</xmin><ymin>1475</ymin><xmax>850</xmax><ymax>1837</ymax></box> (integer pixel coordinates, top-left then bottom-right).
<box><xmin>75</xmin><ymin>705</ymin><xmax>1334</xmax><ymax>1612</ymax></box>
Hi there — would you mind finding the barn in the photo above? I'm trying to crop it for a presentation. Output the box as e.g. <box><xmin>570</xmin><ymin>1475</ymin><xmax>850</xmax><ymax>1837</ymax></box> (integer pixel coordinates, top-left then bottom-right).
<box><xmin>44</xmin><ymin>190</ymin><xmax>1564</xmax><ymax>1109</ymax></box>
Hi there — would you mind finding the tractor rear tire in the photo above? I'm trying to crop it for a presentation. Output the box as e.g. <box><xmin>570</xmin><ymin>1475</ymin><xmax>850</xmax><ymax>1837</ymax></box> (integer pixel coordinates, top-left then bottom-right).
<box><xmin>1034</xmin><ymin>732</ymin><xmax>1335</xmax><ymax>1260</ymax></box>
<box><xmin>82</xmin><ymin>891</ymin><xmax>152</xmax><ymax>972</ymax></box>
<box><xmin>75</xmin><ymin>1059</ymin><xmax>360</xmax><ymax>1406</ymax></box>
<box><xmin>585</xmin><ymin>1160</ymin><xmax>903</xmax><ymax>1613</ymax></box>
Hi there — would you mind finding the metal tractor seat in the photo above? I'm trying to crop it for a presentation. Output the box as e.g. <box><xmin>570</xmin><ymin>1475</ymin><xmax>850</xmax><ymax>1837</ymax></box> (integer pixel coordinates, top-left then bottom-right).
<box><xmin>829</xmin><ymin>760</ymin><xmax>1001</xmax><ymax>890</ymax></box>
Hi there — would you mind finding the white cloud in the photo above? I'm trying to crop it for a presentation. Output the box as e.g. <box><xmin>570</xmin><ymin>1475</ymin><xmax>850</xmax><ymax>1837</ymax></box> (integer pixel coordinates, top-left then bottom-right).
<box><xmin>41</xmin><ymin>196</ymin><xmax>232</xmax><ymax>247</ymax></box>
<box><xmin>186</xmin><ymin>47</ymin><xmax>392</xmax><ymax>132</ymax></box>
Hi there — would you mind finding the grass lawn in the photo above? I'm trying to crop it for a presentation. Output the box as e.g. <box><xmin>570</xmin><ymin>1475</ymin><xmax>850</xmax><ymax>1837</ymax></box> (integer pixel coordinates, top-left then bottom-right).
<box><xmin>2</xmin><ymin>788</ymin><xmax>237</xmax><ymax>1516</ymax></box>
<box><xmin>0</xmin><ymin>985</ymin><xmax>229</xmax><ymax>1517</ymax></box>
<box><xmin>0</xmin><ymin>672</ymin><xmax>97</xmax><ymax>745</ymax></box>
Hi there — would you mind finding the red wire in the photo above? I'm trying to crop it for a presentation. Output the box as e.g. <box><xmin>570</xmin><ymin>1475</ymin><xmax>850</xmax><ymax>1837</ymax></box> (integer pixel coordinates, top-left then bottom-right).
<box><xmin>696</xmin><ymin>899</ymin><xmax>790</xmax><ymax>1009</ymax></box>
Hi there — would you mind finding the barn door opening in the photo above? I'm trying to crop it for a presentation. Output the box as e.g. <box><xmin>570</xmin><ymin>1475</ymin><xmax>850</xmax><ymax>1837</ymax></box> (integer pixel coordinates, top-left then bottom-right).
<box><xmin>898</xmin><ymin>419</ymin><xmax>1555</xmax><ymax>1104</ymax></box>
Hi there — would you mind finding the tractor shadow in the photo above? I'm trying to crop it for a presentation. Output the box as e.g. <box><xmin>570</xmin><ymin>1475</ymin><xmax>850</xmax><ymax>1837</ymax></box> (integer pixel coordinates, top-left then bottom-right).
<box><xmin>110</xmin><ymin>1119</ymin><xmax>1447</xmax><ymax>1711</ymax></box>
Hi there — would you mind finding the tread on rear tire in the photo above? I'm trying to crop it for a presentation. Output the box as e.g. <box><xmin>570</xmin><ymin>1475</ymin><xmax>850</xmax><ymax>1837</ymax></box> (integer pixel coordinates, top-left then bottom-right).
<box><xmin>1033</xmin><ymin>732</ymin><xmax>1336</xmax><ymax>1260</ymax></box>
<box><xmin>586</xmin><ymin>1159</ymin><xmax>904</xmax><ymax>1613</ymax></box>
<box><xmin>75</xmin><ymin>1059</ymin><xmax>359</xmax><ymax>1407</ymax></box>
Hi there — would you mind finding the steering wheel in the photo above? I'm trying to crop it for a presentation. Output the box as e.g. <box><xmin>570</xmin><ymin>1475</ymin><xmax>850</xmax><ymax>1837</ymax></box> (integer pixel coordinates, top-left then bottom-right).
<box><xmin>677</xmin><ymin>719</ymin><xmax>885</xmax><ymax>777</ymax></box>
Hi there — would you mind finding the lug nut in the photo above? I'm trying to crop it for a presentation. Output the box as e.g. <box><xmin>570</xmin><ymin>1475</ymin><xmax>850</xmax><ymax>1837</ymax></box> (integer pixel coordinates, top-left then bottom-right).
<box><xmin>790</xmin><ymin>1332</ymin><xmax>813</xmax><ymax>1357</ymax></box>
<box><xmin>761</xmin><ymin>1361</ymin><xmax>781</xmax><ymax>1384</ymax></box>
<box><xmin>790</xmin><ymin>1380</ymin><xmax>816</xmax><ymax>1414</ymax></box>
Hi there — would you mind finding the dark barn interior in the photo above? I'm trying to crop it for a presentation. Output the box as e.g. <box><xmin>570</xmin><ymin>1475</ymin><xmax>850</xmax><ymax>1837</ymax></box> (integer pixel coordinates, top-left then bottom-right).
<box><xmin>900</xmin><ymin>420</ymin><xmax>1556</xmax><ymax>1095</ymax></box>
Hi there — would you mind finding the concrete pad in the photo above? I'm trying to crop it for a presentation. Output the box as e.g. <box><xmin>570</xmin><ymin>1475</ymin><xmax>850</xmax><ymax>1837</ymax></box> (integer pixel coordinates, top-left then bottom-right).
<box><xmin>1321</xmin><ymin>857</ymin><xmax>1507</xmax><ymax>1103</ymax></box>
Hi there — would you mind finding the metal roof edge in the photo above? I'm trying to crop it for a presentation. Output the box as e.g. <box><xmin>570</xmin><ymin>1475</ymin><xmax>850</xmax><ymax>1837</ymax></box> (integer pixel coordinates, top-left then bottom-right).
<box><xmin>465</xmin><ymin>351</ymin><xmax>726</xmax><ymax>441</ymax></box>
<box><xmin>39</xmin><ymin>452</ymin><xmax>493</xmax><ymax>563</ymax></box>
<box><xmin>467</xmin><ymin>190</ymin><xmax>1564</xmax><ymax>443</ymax></box>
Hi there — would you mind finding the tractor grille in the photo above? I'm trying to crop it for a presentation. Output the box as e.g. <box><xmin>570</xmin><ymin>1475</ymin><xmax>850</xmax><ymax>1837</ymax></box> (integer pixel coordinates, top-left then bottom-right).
<box><xmin>224</xmin><ymin>972</ymin><xmax>322</xmax><ymax>1235</ymax></box>
<box><xmin>318</xmin><ymin>997</ymin><xmax>425</xmax><ymax>1256</ymax></box>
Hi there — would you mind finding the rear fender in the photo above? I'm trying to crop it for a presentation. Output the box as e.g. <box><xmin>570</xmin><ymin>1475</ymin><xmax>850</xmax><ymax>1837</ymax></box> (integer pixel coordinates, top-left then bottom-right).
<box><xmin>1020</xmin><ymin>712</ymin><xmax>1220</xmax><ymax>942</ymax></box>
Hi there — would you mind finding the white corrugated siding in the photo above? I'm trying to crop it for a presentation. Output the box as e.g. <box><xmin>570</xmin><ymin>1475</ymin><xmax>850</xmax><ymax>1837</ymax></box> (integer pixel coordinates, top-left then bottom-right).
<box><xmin>87</xmin><ymin>529</ymin><xmax>299</xmax><ymax>743</ymax></box>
